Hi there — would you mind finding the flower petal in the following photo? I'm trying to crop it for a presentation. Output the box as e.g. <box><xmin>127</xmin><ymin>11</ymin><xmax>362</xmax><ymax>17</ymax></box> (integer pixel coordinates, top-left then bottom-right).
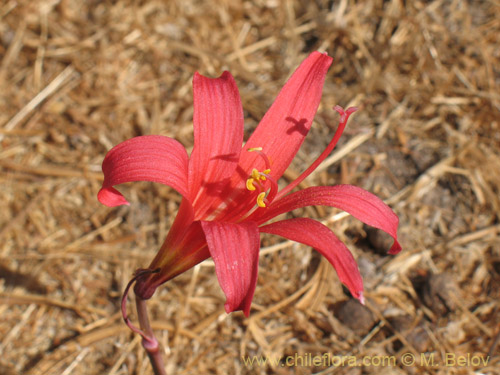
<box><xmin>189</xmin><ymin>71</ymin><xmax>244</xmax><ymax>218</ymax></box>
<box><xmin>242</xmin><ymin>51</ymin><xmax>333</xmax><ymax>180</ymax></box>
<box><xmin>255</xmin><ymin>185</ymin><xmax>401</xmax><ymax>254</ymax></box>
<box><xmin>98</xmin><ymin>135</ymin><xmax>189</xmax><ymax>207</ymax></box>
<box><xmin>213</xmin><ymin>51</ymin><xmax>333</xmax><ymax>221</ymax></box>
<box><xmin>201</xmin><ymin>221</ymin><xmax>260</xmax><ymax>317</ymax></box>
<box><xmin>260</xmin><ymin>218</ymin><xmax>364</xmax><ymax>302</ymax></box>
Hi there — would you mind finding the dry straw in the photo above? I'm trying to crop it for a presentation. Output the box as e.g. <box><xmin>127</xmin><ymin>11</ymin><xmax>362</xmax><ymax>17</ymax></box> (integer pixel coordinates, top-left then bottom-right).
<box><xmin>1</xmin><ymin>0</ymin><xmax>499</xmax><ymax>374</ymax></box>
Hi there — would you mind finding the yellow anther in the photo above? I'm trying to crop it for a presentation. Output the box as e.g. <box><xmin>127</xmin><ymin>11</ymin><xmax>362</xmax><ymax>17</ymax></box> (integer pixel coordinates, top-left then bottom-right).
<box><xmin>245</xmin><ymin>151</ymin><xmax>273</xmax><ymax>208</ymax></box>
<box><xmin>251</xmin><ymin>168</ymin><xmax>261</xmax><ymax>180</ymax></box>
<box><xmin>246</xmin><ymin>178</ymin><xmax>256</xmax><ymax>191</ymax></box>
<box><xmin>256</xmin><ymin>192</ymin><xmax>267</xmax><ymax>208</ymax></box>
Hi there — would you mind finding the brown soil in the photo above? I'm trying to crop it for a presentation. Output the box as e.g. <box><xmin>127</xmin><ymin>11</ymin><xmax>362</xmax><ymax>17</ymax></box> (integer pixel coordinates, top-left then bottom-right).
<box><xmin>1</xmin><ymin>1</ymin><xmax>498</xmax><ymax>374</ymax></box>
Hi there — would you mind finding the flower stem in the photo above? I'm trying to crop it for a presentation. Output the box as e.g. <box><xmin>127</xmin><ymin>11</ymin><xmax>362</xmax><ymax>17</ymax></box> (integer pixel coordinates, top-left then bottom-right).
<box><xmin>135</xmin><ymin>295</ymin><xmax>167</xmax><ymax>375</ymax></box>
<box><xmin>121</xmin><ymin>269</ymin><xmax>166</xmax><ymax>375</ymax></box>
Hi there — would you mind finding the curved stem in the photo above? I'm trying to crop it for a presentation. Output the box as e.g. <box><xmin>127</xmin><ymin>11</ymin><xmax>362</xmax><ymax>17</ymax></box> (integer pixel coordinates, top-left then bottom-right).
<box><xmin>135</xmin><ymin>295</ymin><xmax>167</xmax><ymax>375</ymax></box>
<box><xmin>121</xmin><ymin>268</ymin><xmax>166</xmax><ymax>375</ymax></box>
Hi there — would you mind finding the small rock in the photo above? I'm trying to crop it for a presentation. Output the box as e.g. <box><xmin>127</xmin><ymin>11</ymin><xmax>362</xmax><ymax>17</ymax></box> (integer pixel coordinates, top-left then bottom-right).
<box><xmin>407</xmin><ymin>326</ymin><xmax>432</xmax><ymax>352</ymax></box>
<box><xmin>336</xmin><ymin>299</ymin><xmax>377</xmax><ymax>336</ymax></box>
<box><xmin>442</xmin><ymin>321</ymin><xmax>466</xmax><ymax>346</ymax></box>
<box><xmin>357</xmin><ymin>256</ymin><xmax>378</xmax><ymax>290</ymax></box>
<box><xmin>389</xmin><ymin>315</ymin><xmax>432</xmax><ymax>352</ymax></box>
<box><xmin>422</xmin><ymin>273</ymin><xmax>460</xmax><ymax>315</ymax></box>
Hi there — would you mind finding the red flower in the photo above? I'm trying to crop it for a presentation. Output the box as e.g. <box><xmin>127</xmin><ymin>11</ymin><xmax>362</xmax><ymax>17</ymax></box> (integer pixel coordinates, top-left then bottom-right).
<box><xmin>98</xmin><ymin>52</ymin><xmax>401</xmax><ymax>317</ymax></box>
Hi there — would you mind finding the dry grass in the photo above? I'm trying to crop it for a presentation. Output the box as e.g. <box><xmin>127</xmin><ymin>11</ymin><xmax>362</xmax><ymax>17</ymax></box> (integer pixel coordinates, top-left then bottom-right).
<box><xmin>1</xmin><ymin>0</ymin><xmax>499</xmax><ymax>374</ymax></box>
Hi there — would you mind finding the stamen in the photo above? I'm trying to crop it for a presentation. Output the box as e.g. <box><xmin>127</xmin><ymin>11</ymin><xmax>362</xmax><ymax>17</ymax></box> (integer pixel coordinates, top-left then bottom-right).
<box><xmin>251</xmin><ymin>168</ymin><xmax>261</xmax><ymax>180</ymax></box>
<box><xmin>259</xmin><ymin>171</ymin><xmax>278</xmax><ymax>204</ymax></box>
<box><xmin>247</xmin><ymin>147</ymin><xmax>271</xmax><ymax>170</ymax></box>
<box><xmin>256</xmin><ymin>192</ymin><xmax>267</xmax><ymax>207</ymax></box>
<box><xmin>246</xmin><ymin>178</ymin><xmax>256</xmax><ymax>191</ymax></box>
<box><xmin>245</xmin><ymin>148</ymin><xmax>278</xmax><ymax>208</ymax></box>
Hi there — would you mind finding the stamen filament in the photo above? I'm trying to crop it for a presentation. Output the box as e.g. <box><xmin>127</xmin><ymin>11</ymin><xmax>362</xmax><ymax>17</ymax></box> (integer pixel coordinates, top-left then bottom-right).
<box><xmin>259</xmin><ymin>171</ymin><xmax>278</xmax><ymax>205</ymax></box>
<box><xmin>247</xmin><ymin>147</ymin><xmax>271</xmax><ymax>170</ymax></box>
<box><xmin>275</xmin><ymin>106</ymin><xmax>358</xmax><ymax>200</ymax></box>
